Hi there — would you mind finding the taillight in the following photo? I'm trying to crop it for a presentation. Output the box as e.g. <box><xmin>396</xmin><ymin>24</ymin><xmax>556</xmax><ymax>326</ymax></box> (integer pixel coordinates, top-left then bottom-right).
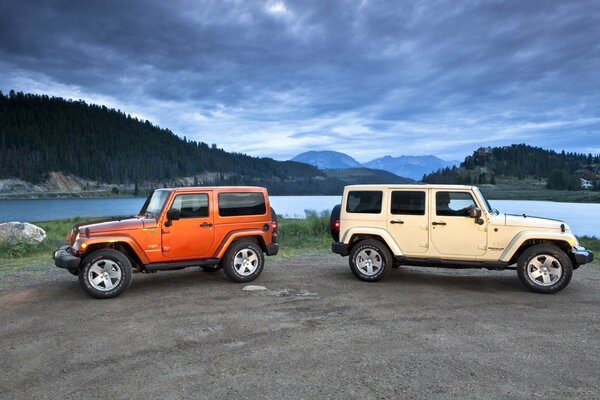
<box><xmin>272</xmin><ymin>221</ymin><xmax>278</xmax><ymax>234</ymax></box>
<box><xmin>331</xmin><ymin>219</ymin><xmax>340</xmax><ymax>241</ymax></box>
<box><xmin>331</xmin><ymin>219</ymin><xmax>340</xmax><ymax>233</ymax></box>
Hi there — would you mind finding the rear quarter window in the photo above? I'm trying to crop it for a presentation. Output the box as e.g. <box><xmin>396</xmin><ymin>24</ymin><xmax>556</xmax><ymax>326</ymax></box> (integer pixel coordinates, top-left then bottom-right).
<box><xmin>346</xmin><ymin>191</ymin><xmax>382</xmax><ymax>214</ymax></box>
<box><xmin>391</xmin><ymin>191</ymin><xmax>425</xmax><ymax>215</ymax></box>
<box><xmin>218</xmin><ymin>192</ymin><xmax>266</xmax><ymax>217</ymax></box>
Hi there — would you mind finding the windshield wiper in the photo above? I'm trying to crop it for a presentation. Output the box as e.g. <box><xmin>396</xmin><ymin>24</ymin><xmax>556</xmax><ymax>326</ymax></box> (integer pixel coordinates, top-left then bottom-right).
<box><xmin>145</xmin><ymin>211</ymin><xmax>155</xmax><ymax>219</ymax></box>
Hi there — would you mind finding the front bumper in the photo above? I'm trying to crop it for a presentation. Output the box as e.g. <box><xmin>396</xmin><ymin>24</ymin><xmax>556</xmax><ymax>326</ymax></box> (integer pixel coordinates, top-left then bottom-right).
<box><xmin>332</xmin><ymin>242</ymin><xmax>350</xmax><ymax>256</ymax></box>
<box><xmin>265</xmin><ymin>243</ymin><xmax>279</xmax><ymax>256</ymax></box>
<box><xmin>573</xmin><ymin>248</ymin><xmax>594</xmax><ymax>265</ymax></box>
<box><xmin>53</xmin><ymin>246</ymin><xmax>81</xmax><ymax>272</ymax></box>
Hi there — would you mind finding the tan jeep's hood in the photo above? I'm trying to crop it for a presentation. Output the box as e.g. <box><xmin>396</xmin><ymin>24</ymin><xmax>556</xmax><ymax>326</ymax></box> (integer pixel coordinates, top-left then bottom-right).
<box><xmin>503</xmin><ymin>214</ymin><xmax>567</xmax><ymax>231</ymax></box>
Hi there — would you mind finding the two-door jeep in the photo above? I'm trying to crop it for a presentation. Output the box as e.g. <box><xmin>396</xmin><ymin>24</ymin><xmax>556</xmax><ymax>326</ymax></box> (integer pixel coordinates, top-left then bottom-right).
<box><xmin>54</xmin><ymin>186</ymin><xmax>279</xmax><ymax>298</ymax></box>
<box><xmin>331</xmin><ymin>184</ymin><xmax>593</xmax><ymax>293</ymax></box>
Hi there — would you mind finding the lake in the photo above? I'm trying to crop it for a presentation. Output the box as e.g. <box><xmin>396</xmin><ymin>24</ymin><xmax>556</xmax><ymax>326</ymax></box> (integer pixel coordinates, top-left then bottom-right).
<box><xmin>0</xmin><ymin>196</ymin><xmax>598</xmax><ymax>237</ymax></box>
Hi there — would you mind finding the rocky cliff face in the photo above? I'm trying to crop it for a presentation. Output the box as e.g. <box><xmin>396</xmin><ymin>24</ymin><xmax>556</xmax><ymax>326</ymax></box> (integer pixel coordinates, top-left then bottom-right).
<box><xmin>0</xmin><ymin>172</ymin><xmax>103</xmax><ymax>198</ymax></box>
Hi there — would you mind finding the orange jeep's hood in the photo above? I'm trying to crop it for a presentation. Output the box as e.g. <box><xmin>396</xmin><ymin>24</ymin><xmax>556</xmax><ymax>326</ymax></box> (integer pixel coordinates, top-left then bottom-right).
<box><xmin>78</xmin><ymin>216</ymin><xmax>146</xmax><ymax>235</ymax></box>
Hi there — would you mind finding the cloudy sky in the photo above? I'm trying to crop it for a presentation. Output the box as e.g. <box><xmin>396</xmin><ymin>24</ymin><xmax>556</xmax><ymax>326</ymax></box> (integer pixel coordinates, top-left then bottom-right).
<box><xmin>1</xmin><ymin>0</ymin><xmax>598</xmax><ymax>161</ymax></box>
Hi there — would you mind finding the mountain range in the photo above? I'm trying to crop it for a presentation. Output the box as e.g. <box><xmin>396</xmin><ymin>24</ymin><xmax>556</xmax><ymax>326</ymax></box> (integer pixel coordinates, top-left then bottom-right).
<box><xmin>0</xmin><ymin>91</ymin><xmax>413</xmax><ymax>197</ymax></box>
<box><xmin>291</xmin><ymin>151</ymin><xmax>459</xmax><ymax>180</ymax></box>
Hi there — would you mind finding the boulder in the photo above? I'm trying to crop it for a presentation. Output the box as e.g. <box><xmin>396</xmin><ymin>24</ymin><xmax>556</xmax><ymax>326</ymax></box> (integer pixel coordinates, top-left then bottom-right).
<box><xmin>0</xmin><ymin>222</ymin><xmax>46</xmax><ymax>246</ymax></box>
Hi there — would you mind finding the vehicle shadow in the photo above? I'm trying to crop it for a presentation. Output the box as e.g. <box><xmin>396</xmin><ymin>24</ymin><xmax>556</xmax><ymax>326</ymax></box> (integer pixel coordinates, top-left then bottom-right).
<box><xmin>388</xmin><ymin>266</ymin><xmax>523</xmax><ymax>292</ymax></box>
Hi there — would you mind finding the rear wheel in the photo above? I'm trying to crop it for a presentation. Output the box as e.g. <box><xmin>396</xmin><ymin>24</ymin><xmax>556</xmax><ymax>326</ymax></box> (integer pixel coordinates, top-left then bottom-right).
<box><xmin>222</xmin><ymin>240</ymin><xmax>265</xmax><ymax>283</ymax></box>
<box><xmin>79</xmin><ymin>249</ymin><xmax>132</xmax><ymax>299</ymax></box>
<box><xmin>517</xmin><ymin>245</ymin><xmax>572</xmax><ymax>294</ymax></box>
<box><xmin>349</xmin><ymin>239</ymin><xmax>392</xmax><ymax>282</ymax></box>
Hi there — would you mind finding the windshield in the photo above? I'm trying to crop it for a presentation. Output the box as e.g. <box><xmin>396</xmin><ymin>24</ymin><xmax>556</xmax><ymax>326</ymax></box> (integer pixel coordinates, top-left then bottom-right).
<box><xmin>475</xmin><ymin>188</ymin><xmax>498</xmax><ymax>214</ymax></box>
<box><xmin>139</xmin><ymin>190</ymin><xmax>170</xmax><ymax>218</ymax></box>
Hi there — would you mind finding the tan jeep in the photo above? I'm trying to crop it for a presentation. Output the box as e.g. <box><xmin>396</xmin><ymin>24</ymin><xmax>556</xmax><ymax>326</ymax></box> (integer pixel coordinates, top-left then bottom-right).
<box><xmin>330</xmin><ymin>184</ymin><xmax>594</xmax><ymax>293</ymax></box>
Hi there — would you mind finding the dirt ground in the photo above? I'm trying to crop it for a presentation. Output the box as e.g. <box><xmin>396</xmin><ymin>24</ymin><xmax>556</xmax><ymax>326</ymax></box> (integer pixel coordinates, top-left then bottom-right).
<box><xmin>1</xmin><ymin>253</ymin><xmax>599</xmax><ymax>399</ymax></box>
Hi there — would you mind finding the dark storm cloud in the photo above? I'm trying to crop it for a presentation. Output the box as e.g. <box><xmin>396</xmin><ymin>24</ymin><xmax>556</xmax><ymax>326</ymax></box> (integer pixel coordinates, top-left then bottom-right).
<box><xmin>0</xmin><ymin>0</ymin><xmax>599</xmax><ymax>160</ymax></box>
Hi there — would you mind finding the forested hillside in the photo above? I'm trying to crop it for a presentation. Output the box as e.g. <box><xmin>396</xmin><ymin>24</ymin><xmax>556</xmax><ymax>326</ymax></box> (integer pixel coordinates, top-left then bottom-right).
<box><xmin>423</xmin><ymin>144</ymin><xmax>600</xmax><ymax>191</ymax></box>
<box><xmin>0</xmin><ymin>91</ymin><xmax>358</xmax><ymax>195</ymax></box>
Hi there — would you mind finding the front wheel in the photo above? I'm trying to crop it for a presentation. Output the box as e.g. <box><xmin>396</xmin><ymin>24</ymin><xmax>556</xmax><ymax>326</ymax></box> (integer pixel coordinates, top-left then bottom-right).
<box><xmin>517</xmin><ymin>245</ymin><xmax>573</xmax><ymax>294</ymax></box>
<box><xmin>79</xmin><ymin>249</ymin><xmax>132</xmax><ymax>299</ymax></box>
<box><xmin>222</xmin><ymin>240</ymin><xmax>265</xmax><ymax>283</ymax></box>
<box><xmin>349</xmin><ymin>239</ymin><xmax>392</xmax><ymax>282</ymax></box>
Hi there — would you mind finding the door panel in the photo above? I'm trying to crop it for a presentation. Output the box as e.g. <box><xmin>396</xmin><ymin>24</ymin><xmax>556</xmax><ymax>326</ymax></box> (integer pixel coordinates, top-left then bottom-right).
<box><xmin>162</xmin><ymin>192</ymin><xmax>214</xmax><ymax>259</ymax></box>
<box><xmin>429</xmin><ymin>190</ymin><xmax>487</xmax><ymax>257</ymax></box>
<box><xmin>387</xmin><ymin>190</ymin><xmax>429</xmax><ymax>254</ymax></box>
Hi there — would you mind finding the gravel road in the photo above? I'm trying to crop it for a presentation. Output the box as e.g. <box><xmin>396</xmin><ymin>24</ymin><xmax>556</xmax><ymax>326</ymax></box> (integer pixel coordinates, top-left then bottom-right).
<box><xmin>1</xmin><ymin>253</ymin><xmax>599</xmax><ymax>399</ymax></box>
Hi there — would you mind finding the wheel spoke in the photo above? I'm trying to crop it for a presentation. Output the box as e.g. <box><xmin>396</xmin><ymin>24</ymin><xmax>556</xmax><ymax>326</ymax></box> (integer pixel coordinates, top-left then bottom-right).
<box><xmin>529</xmin><ymin>269</ymin><xmax>543</xmax><ymax>279</ymax></box>
<box><xmin>103</xmin><ymin>276</ymin><xmax>114</xmax><ymax>289</ymax></box>
<box><xmin>548</xmin><ymin>265</ymin><xmax>561</xmax><ymax>274</ymax></box>
<box><xmin>541</xmin><ymin>273</ymin><xmax>551</xmax><ymax>285</ymax></box>
<box><xmin>91</xmin><ymin>276</ymin><xmax>104</xmax><ymax>285</ymax></box>
<box><xmin>530</xmin><ymin>259</ymin><xmax>543</xmax><ymax>269</ymax></box>
<box><xmin>90</xmin><ymin>265</ymin><xmax>104</xmax><ymax>275</ymax></box>
<box><xmin>366</xmin><ymin>264</ymin><xmax>373</xmax><ymax>275</ymax></box>
<box><xmin>247</xmin><ymin>254</ymin><xmax>259</xmax><ymax>264</ymax></box>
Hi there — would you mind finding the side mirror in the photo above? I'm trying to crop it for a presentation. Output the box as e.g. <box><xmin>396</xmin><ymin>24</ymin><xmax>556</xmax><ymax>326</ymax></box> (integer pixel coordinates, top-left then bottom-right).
<box><xmin>469</xmin><ymin>206</ymin><xmax>484</xmax><ymax>225</ymax></box>
<box><xmin>166</xmin><ymin>209</ymin><xmax>180</xmax><ymax>221</ymax></box>
<box><xmin>469</xmin><ymin>206</ymin><xmax>482</xmax><ymax>219</ymax></box>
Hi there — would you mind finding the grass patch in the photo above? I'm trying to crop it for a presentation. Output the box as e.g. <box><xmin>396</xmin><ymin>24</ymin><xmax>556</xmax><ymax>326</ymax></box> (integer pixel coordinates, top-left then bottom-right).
<box><xmin>276</xmin><ymin>210</ymin><xmax>331</xmax><ymax>257</ymax></box>
<box><xmin>578</xmin><ymin>236</ymin><xmax>600</xmax><ymax>254</ymax></box>
<box><xmin>0</xmin><ymin>218</ymin><xmax>82</xmax><ymax>259</ymax></box>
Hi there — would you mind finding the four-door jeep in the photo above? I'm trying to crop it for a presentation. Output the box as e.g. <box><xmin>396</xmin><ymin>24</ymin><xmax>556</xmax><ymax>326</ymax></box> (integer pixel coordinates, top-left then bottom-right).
<box><xmin>54</xmin><ymin>186</ymin><xmax>279</xmax><ymax>298</ymax></box>
<box><xmin>330</xmin><ymin>184</ymin><xmax>594</xmax><ymax>293</ymax></box>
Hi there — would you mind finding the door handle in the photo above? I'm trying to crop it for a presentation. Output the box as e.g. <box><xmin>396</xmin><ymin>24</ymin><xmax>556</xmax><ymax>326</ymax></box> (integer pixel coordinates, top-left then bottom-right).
<box><xmin>200</xmin><ymin>222</ymin><xmax>213</xmax><ymax>228</ymax></box>
<box><xmin>432</xmin><ymin>221</ymin><xmax>447</xmax><ymax>226</ymax></box>
<box><xmin>390</xmin><ymin>220</ymin><xmax>404</xmax><ymax>224</ymax></box>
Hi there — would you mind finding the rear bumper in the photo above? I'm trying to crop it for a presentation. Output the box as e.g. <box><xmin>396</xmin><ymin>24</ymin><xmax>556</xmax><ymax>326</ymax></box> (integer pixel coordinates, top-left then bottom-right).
<box><xmin>265</xmin><ymin>243</ymin><xmax>279</xmax><ymax>256</ymax></box>
<box><xmin>332</xmin><ymin>242</ymin><xmax>350</xmax><ymax>256</ymax></box>
<box><xmin>53</xmin><ymin>246</ymin><xmax>81</xmax><ymax>272</ymax></box>
<box><xmin>573</xmin><ymin>248</ymin><xmax>594</xmax><ymax>265</ymax></box>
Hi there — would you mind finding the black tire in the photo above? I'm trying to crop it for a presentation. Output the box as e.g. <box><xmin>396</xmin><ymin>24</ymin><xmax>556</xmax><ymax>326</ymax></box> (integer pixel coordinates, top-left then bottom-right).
<box><xmin>201</xmin><ymin>264</ymin><xmax>223</xmax><ymax>272</ymax></box>
<box><xmin>517</xmin><ymin>244</ymin><xmax>573</xmax><ymax>294</ymax></box>
<box><xmin>330</xmin><ymin>204</ymin><xmax>341</xmax><ymax>241</ymax></box>
<box><xmin>349</xmin><ymin>239</ymin><xmax>392</xmax><ymax>282</ymax></box>
<box><xmin>78</xmin><ymin>249</ymin><xmax>133</xmax><ymax>299</ymax></box>
<box><xmin>270</xmin><ymin>207</ymin><xmax>278</xmax><ymax>225</ymax></box>
<box><xmin>222</xmin><ymin>240</ymin><xmax>265</xmax><ymax>283</ymax></box>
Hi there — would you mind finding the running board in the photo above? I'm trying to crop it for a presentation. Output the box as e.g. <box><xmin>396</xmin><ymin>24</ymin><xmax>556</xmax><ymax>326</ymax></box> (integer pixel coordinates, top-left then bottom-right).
<box><xmin>395</xmin><ymin>256</ymin><xmax>509</xmax><ymax>270</ymax></box>
<box><xmin>145</xmin><ymin>258</ymin><xmax>220</xmax><ymax>272</ymax></box>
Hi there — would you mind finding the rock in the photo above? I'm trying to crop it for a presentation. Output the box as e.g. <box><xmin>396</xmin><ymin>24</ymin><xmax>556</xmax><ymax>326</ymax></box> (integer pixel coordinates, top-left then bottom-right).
<box><xmin>242</xmin><ymin>285</ymin><xmax>268</xmax><ymax>292</ymax></box>
<box><xmin>0</xmin><ymin>222</ymin><xmax>46</xmax><ymax>246</ymax></box>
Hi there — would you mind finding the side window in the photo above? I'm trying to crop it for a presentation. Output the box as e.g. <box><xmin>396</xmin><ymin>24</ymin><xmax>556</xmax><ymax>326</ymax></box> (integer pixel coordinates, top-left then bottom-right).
<box><xmin>218</xmin><ymin>192</ymin><xmax>266</xmax><ymax>217</ymax></box>
<box><xmin>391</xmin><ymin>191</ymin><xmax>426</xmax><ymax>215</ymax></box>
<box><xmin>171</xmin><ymin>193</ymin><xmax>209</xmax><ymax>218</ymax></box>
<box><xmin>436</xmin><ymin>192</ymin><xmax>476</xmax><ymax>217</ymax></box>
<box><xmin>346</xmin><ymin>191</ymin><xmax>382</xmax><ymax>214</ymax></box>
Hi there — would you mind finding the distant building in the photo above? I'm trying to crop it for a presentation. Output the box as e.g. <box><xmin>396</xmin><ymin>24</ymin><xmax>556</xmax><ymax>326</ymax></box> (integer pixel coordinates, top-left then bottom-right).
<box><xmin>477</xmin><ymin>147</ymin><xmax>493</xmax><ymax>157</ymax></box>
<box><xmin>580</xmin><ymin>178</ymin><xmax>593</xmax><ymax>189</ymax></box>
<box><xmin>574</xmin><ymin>169</ymin><xmax>598</xmax><ymax>181</ymax></box>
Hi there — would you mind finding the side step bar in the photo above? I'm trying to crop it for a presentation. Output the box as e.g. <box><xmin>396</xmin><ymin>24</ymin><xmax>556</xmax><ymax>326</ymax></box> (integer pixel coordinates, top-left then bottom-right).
<box><xmin>145</xmin><ymin>258</ymin><xmax>220</xmax><ymax>272</ymax></box>
<box><xmin>395</xmin><ymin>256</ymin><xmax>509</xmax><ymax>270</ymax></box>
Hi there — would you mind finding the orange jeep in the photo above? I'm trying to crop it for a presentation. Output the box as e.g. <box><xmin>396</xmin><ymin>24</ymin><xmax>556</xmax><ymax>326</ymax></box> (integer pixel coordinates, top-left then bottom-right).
<box><xmin>53</xmin><ymin>186</ymin><xmax>279</xmax><ymax>298</ymax></box>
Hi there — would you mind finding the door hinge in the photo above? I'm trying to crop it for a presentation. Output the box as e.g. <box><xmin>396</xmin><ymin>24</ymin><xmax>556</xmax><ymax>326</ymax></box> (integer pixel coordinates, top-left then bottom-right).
<box><xmin>162</xmin><ymin>247</ymin><xmax>171</xmax><ymax>252</ymax></box>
